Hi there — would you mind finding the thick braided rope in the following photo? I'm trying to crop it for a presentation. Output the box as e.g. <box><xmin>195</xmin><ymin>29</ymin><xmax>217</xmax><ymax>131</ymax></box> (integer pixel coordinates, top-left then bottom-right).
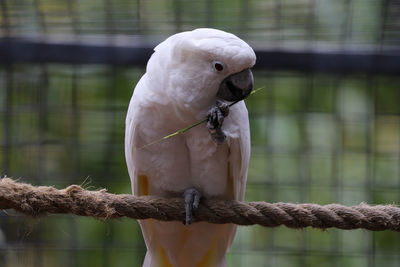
<box><xmin>1</xmin><ymin>178</ymin><xmax>399</xmax><ymax>231</ymax></box>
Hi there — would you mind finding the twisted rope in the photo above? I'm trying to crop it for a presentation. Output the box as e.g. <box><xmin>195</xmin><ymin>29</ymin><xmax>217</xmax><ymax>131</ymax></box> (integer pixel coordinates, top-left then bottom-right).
<box><xmin>1</xmin><ymin>178</ymin><xmax>399</xmax><ymax>231</ymax></box>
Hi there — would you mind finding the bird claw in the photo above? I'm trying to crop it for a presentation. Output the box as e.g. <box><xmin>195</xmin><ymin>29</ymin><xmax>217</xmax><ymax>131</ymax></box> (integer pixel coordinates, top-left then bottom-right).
<box><xmin>183</xmin><ymin>188</ymin><xmax>202</xmax><ymax>226</ymax></box>
<box><xmin>216</xmin><ymin>99</ymin><xmax>229</xmax><ymax>117</ymax></box>
<box><xmin>207</xmin><ymin>100</ymin><xmax>229</xmax><ymax>145</ymax></box>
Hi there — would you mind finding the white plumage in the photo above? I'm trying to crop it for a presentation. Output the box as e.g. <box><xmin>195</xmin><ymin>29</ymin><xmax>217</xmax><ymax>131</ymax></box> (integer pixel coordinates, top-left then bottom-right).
<box><xmin>125</xmin><ymin>28</ymin><xmax>256</xmax><ymax>267</ymax></box>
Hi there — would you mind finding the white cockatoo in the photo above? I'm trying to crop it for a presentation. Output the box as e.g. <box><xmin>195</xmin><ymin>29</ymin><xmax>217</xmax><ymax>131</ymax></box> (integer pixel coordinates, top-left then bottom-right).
<box><xmin>125</xmin><ymin>28</ymin><xmax>256</xmax><ymax>267</ymax></box>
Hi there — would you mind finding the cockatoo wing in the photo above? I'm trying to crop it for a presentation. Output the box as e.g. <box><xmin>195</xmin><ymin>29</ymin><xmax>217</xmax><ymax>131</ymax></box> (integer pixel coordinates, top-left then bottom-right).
<box><xmin>225</xmin><ymin>101</ymin><xmax>250</xmax><ymax>202</ymax></box>
<box><xmin>125</xmin><ymin>83</ymin><xmax>139</xmax><ymax>194</ymax></box>
<box><xmin>125</xmin><ymin>75</ymin><xmax>152</xmax><ymax>197</ymax></box>
<box><xmin>125</xmin><ymin>77</ymin><xmax>166</xmax><ymax>267</ymax></box>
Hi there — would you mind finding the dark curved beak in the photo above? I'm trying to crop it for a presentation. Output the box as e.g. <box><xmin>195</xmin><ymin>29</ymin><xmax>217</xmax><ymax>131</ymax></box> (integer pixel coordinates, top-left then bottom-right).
<box><xmin>217</xmin><ymin>68</ymin><xmax>253</xmax><ymax>102</ymax></box>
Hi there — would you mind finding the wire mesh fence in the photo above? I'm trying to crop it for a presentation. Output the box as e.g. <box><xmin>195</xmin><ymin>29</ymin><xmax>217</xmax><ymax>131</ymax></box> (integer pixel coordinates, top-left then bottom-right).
<box><xmin>1</xmin><ymin>0</ymin><xmax>400</xmax><ymax>267</ymax></box>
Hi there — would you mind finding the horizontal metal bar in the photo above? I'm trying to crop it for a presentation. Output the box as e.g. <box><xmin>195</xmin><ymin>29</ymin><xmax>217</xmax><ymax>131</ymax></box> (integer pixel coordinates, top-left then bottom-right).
<box><xmin>0</xmin><ymin>38</ymin><xmax>153</xmax><ymax>66</ymax></box>
<box><xmin>0</xmin><ymin>38</ymin><xmax>399</xmax><ymax>74</ymax></box>
<box><xmin>255</xmin><ymin>49</ymin><xmax>400</xmax><ymax>75</ymax></box>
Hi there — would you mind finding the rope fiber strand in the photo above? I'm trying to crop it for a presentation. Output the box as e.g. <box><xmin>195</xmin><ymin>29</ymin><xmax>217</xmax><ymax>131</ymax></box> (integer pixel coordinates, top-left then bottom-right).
<box><xmin>1</xmin><ymin>178</ymin><xmax>400</xmax><ymax>231</ymax></box>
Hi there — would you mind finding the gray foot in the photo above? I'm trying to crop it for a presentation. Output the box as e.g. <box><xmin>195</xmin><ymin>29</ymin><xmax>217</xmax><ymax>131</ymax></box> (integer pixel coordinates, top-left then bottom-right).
<box><xmin>183</xmin><ymin>188</ymin><xmax>202</xmax><ymax>225</ymax></box>
<box><xmin>207</xmin><ymin>100</ymin><xmax>230</xmax><ymax>145</ymax></box>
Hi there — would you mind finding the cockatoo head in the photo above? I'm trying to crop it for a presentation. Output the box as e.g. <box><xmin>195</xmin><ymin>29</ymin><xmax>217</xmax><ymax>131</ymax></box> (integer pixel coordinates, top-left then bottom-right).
<box><xmin>146</xmin><ymin>28</ymin><xmax>256</xmax><ymax>118</ymax></box>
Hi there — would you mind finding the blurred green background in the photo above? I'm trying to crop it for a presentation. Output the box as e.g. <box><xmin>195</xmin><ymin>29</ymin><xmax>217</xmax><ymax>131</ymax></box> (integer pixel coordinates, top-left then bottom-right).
<box><xmin>1</xmin><ymin>0</ymin><xmax>400</xmax><ymax>266</ymax></box>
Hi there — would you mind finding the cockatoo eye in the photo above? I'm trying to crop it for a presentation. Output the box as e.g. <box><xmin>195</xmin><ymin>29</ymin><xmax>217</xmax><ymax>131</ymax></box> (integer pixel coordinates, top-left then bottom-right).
<box><xmin>212</xmin><ymin>61</ymin><xmax>224</xmax><ymax>72</ymax></box>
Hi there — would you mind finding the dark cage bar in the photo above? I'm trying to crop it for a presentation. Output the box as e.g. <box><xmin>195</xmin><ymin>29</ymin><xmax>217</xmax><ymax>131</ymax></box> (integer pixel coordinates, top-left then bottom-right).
<box><xmin>1</xmin><ymin>0</ymin><xmax>400</xmax><ymax>266</ymax></box>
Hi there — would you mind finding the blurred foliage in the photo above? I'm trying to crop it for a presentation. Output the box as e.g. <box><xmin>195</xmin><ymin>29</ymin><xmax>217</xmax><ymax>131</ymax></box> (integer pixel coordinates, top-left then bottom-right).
<box><xmin>1</xmin><ymin>0</ymin><xmax>399</xmax><ymax>46</ymax></box>
<box><xmin>1</xmin><ymin>0</ymin><xmax>400</xmax><ymax>266</ymax></box>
